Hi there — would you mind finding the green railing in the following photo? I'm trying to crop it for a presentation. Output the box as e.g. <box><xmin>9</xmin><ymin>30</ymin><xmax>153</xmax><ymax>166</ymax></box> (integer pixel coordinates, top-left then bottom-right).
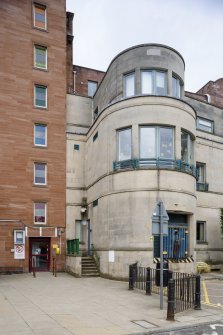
<box><xmin>113</xmin><ymin>158</ymin><xmax>196</xmax><ymax>177</ymax></box>
<box><xmin>67</xmin><ymin>239</ymin><xmax>80</xmax><ymax>255</ymax></box>
<box><xmin>196</xmin><ymin>182</ymin><xmax>209</xmax><ymax>192</ymax></box>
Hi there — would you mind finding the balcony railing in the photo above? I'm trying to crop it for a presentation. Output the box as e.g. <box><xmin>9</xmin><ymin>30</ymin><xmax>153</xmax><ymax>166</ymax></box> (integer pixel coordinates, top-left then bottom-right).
<box><xmin>113</xmin><ymin>158</ymin><xmax>196</xmax><ymax>177</ymax></box>
<box><xmin>196</xmin><ymin>182</ymin><xmax>209</xmax><ymax>192</ymax></box>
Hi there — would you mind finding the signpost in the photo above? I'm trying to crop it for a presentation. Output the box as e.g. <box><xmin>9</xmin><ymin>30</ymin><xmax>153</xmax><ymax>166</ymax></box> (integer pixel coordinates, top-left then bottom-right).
<box><xmin>152</xmin><ymin>200</ymin><xmax>169</xmax><ymax>310</ymax></box>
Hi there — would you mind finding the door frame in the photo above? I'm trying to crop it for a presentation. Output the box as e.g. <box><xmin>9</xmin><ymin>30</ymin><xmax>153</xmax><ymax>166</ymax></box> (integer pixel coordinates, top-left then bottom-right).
<box><xmin>29</xmin><ymin>237</ymin><xmax>51</xmax><ymax>272</ymax></box>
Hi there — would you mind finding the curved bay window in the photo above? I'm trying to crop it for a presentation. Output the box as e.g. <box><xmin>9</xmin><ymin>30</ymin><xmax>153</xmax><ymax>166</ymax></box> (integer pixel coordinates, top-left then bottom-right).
<box><xmin>181</xmin><ymin>130</ymin><xmax>194</xmax><ymax>165</ymax></box>
<box><xmin>117</xmin><ymin>128</ymin><xmax>132</xmax><ymax>161</ymax></box>
<box><xmin>140</xmin><ymin>126</ymin><xmax>174</xmax><ymax>160</ymax></box>
<box><xmin>141</xmin><ymin>70</ymin><xmax>166</xmax><ymax>95</ymax></box>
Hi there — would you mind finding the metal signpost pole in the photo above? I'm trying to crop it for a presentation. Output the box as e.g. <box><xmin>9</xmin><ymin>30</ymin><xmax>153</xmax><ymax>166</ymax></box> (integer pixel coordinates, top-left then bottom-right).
<box><xmin>160</xmin><ymin>201</ymin><xmax>164</xmax><ymax>310</ymax></box>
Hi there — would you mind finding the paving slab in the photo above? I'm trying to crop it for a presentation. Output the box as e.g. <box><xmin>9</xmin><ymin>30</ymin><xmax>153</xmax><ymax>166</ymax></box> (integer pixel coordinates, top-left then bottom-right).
<box><xmin>0</xmin><ymin>272</ymin><xmax>223</xmax><ymax>335</ymax></box>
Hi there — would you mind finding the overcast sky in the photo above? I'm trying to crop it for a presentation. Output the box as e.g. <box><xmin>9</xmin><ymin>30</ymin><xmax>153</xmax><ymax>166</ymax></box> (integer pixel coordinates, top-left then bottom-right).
<box><xmin>66</xmin><ymin>0</ymin><xmax>223</xmax><ymax>92</ymax></box>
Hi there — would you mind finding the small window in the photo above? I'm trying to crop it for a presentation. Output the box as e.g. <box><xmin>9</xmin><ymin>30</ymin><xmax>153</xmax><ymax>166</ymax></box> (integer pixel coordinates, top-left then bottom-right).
<box><xmin>196</xmin><ymin>221</ymin><xmax>206</xmax><ymax>242</ymax></box>
<box><xmin>33</xmin><ymin>3</ymin><xmax>47</xmax><ymax>30</ymax></box>
<box><xmin>34</xmin><ymin>45</ymin><xmax>47</xmax><ymax>69</ymax></box>
<box><xmin>75</xmin><ymin>220</ymin><xmax>82</xmax><ymax>242</ymax></box>
<box><xmin>196</xmin><ymin>117</ymin><xmax>213</xmax><ymax>133</ymax></box>
<box><xmin>34</xmin><ymin>162</ymin><xmax>47</xmax><ymax>185</ymax></box>
<box><xmin>172</xmin><ymin>76</ymin><xmax>181</xmax><ymax>98</ymax></box>
<box><xmin>93</xmin><ymin>132</ymin><xmax>98</xmax><ymax>142</ymax></box>
<box><xmin>34</xmin><ymin>124</ymin><xmax>47</xmax><ymax>146</ymax></box>
<box><xmin>93</xmin><ymin>199</ymin><xmax>98</xmax><ymax>207</ymax></box>
<box><xmin>34</xmin><ymin>202</ymin><xmax>46</xmax><ymax>224</ymax></box>
<box><xmin>34</xmin><ymin>85</ymin><xmax>47</xmax><ymax>108</ymax></box>
<box><xmin>124</xmin><ymin>72</ymin><xmax>135</xmax><ymax>97</ymax></box>
<box><xmin>88</xmin><ymin>81</ymin><xmax>97</xmax><ymax>97</ymax></box>
<box><xmin>141</xmin><ymin>70</ymin><xmax>166</xmax><ymax>95</ymax></box>
<box><xmin>93</xmin><ymin>107</ymin><xmax>98</xmax><ymax>120</ymax></box>
<box><xmin>117</xmin><ymin>128</ymin><xmax>132</xmax><ymax>161</ymax></box>
<box><xmin>181</xmin><ymin>131</ymin><xmax>194</xmax><ymax>165</ymax></box>
<box><xmin>196</xmin><ymin>162</ymin><xmax>206</xmax><ymax>183</ymax></box>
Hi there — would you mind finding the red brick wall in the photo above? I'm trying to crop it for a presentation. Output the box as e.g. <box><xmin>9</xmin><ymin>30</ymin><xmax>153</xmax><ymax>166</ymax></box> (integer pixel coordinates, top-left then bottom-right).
<box><xmin>74</xmin><ymin>65</ymin><xmax>105</xmax><ymax>96</ymax></box>
<box><xmin>196</xmin><ymin>79</ymin><xmax>223</xmax><ymax>108</ymax></box>
<box><xmin>0</xmin><ymin>0</ymin><xmax>67</xmax><ymax>271</ymax></box>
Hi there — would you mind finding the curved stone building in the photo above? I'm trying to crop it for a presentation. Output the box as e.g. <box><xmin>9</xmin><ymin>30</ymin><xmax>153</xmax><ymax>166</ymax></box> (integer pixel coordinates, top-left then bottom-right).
<box><xmin>67</xmin><ymin>44</ymin><xmax>223</xmax><ymax>279</ymax></box>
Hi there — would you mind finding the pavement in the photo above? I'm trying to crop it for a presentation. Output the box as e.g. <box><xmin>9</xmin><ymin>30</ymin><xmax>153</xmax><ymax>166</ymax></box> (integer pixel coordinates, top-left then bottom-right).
<box><xmin>0</xmin><ymin>271</ymin><xmax>223</xmax><ymax>335</ymax></box>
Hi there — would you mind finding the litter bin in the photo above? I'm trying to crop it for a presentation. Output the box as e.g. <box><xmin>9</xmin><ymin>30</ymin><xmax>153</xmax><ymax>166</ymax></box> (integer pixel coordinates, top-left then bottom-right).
<box><xmin>155</xmin><ymin>262</ymin><xmax>169</xmax><ymax>287</ymax></box>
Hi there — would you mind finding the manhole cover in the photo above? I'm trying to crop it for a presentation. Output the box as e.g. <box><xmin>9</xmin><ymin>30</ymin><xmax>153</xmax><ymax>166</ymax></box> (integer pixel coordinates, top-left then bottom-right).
<box><xmin>132</xmin><ymin>320</ymin><xmax>158</xmax><ymax>329</ymax></box>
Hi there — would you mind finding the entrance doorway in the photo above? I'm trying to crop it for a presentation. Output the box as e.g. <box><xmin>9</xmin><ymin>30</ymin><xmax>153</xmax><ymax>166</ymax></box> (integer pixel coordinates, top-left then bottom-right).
<box><xmin>29</xmin><ymin>237</ymin><xmax>50</xmax><ymax>271</ymax></box>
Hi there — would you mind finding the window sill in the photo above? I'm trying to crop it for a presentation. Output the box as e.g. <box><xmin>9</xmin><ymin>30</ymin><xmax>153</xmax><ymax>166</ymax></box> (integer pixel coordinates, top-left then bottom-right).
<box><xmin>33</xmin><ymin>184</ymin><xmax>48</xmax><ymax>188</ymax></box>
<box><xmin>34</xmin><ymin>106</ymin><xmax>48</xmax><ymax>111</ymax></box>
<box><xmin>33</xmin><ymin>67</ymin><xmax>48</xmax><ymax>72</ymax></box>
<box><xmin>33</xmin><ymin>145</ymin><xmax>48</xmax><ymax>149</ymax></box>
<box><xmin>196</xmin><ymin>241</ymin><xmax>208</xmax><ymax>245</ymax></box>
<box><xmin>33</xmin><ymin>26</ymin><xmax>48</xmax><ymax>33</ymax></box>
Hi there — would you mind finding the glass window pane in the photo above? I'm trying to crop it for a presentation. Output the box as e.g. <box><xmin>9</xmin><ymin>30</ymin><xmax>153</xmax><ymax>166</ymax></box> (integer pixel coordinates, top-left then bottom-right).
<box><xmin>34</xmin><ymin>5</ymin><xmax>46</xmax><ymax>29</ymax></box>
<box><xmin>141</xmin><ymin>71</ymin><xmax>152</xmax><ymax>94</ymax></box>
<box><xmin>35</xmin><ymin>124</ymin><xmax>46</xmax><ymax>146</ymax></box>
<box><xmin>181</xmin><ymin>132</ymin><xmax>188</xmax><ymax>163</ymax></box>
<box><xmin>197</xmin><ymin>222</ymin><xmax>205</xmax><ymax>241</ymax></box>
<box><xmin>35</xmin><ymin>46</ymin><xmax>47</xmax><ymax>69</ymax></box>
<box><xmin>140</xmin><ymin>127</ymin><xmax>155</xmax><ymax>158</ymax></box>
<box><xmin>172</xmin><ymin>76</ymin><xmax>181</xmax><ymax>98</ymax></box>
<box><xmin>159</xmin><ymin>127</ymin><xmax>173</xmax><ymax>159</ymax></box>
<box><xmin>34</xmin><ymin>163</ymin><xmax>46</xmax><ymax>184</ymax></box>
<box><xmin>155</xmin><ymin>71</ymin><xmax>165</xmax><ymax>95</ymax></box>
<box><xmin>35</xmin><ymin>85</ymin><xmax>47</xmax><ymax>107</ymax></box>
<box><xmin>197</xmin><ymin>118</ymin><xmax>213</xmax><ymax>133</ymax></box>
<box><xmin>124</xmin><ymin>73</ymin><xmax>135</xmax><ymax>97</ymax></box>
<box><xmin>118</xmin><ymin>128</ymin><xmax>131</xmax><ymax>161</ymax></box>
<box><xmin>88</xmin><ymin>81</ymin><xmax>97</xmax><ymax>97</ymax></box>
<box><xmin>34</xmin><ymin>203</ymin><xmax>46</xmax><ymax>223</ymax></box>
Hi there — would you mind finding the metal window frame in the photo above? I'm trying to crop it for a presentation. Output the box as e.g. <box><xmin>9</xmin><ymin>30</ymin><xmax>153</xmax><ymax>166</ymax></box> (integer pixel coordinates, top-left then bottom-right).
<box><xmin>33</xmin><ymin>2</ymin><xmax>47</xmax><ymax>30</ymax></box>
<box><xmin>34</xmin><ymin>123</ymin><xmax>47</xmax><ymax>147</ymax></box>
<box><xmin>117</xmin><ymin>127</ymin><xmax>132</xmax><ymax>161</ymax></box>
<box><xmin>34</xmin><ymin>162</ymin><xmax>47</xmax><ymax>185</ymax></box>
<box><xmin>34</xmin><ymin>202</ymin><xmax>47</xmax><ymax>224</ymax></box>
<box><xmin>34</xmin><ymin>84</ymin><xmax>47</xmax><ymax>108</ymax></box>
<box><xmin>34</xmin><ymin>44</ymin><xmax>47</xmax><ymax>70</ymax></box>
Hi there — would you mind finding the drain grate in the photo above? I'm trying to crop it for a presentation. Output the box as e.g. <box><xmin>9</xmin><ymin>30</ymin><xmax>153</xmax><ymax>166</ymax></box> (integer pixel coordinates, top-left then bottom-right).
<box><xmin>132</xmin><ymin>320</ymin><xmax>158</xmax><ymax>329</ymax></box>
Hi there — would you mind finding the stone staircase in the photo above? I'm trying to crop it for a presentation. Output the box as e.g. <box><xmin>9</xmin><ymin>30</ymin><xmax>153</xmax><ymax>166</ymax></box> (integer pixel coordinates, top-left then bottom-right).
<box><xmin>81</xmin><ymin>256</ymin><xmax>100</xmax><ymax>277</ymax></box>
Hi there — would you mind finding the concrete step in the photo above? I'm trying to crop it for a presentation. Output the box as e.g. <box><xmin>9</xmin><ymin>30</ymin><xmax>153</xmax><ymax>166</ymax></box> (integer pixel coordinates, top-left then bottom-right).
<box><xmin>81</xmin><ymin>257</ymin><xmax>100</xmax><ymax>277</ymax></box>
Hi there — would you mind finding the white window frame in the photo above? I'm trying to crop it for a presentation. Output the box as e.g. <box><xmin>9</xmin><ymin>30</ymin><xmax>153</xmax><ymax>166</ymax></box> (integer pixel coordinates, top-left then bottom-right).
<box><xmin>34</xmin><ymin>162</ymin><xmax>47</xmax><ymax>185</ymax></box>
<box><xmin>196</xmin><ymin>221</ymin><xmax>206</xmax><ymax>243</ymax></box>
<box><xmin>14</xmin><ymin>230</ymin><xmax>25</xmax><ymax>244</ymax></box>
<box><xmin>34</xmin><ymin>85</ymin><xmax>47</xmax><ymax>108</ymax></box>
<box><xmin>34</xmin><ymin>124</ymin><xmax>47</xmax><ymax>147</ymax></box>
<box><xmin>181</xmin><ymin>130</ymin><xmax>194</xmax><ymax>165</ymax></box>
<box><xmin>123</xmin><ymin>72</ymin><xmax>135</xmax><ymax>97</ymax></box>
<box><xmin>196</xmin><ymin>117</ymin><xmax>213</xmax><ymax>133</ymax></box>
<box><xmin>88</xmin><ymin>81</ymin><xmax>98</xmax><ymax>97</ymax></box>
<box><xmin>139</xmin><ymin>126</ymin><xmax>174</xmax><ymax>159</ymax></box>
<box><xmin>33</xmin><ymin>3</ymin><xmax>47</xmax><ymax>30</ymax></box>
<box><xmin>117</xmin><ymin>128</ymin><xmax>132</xmax><ymax>161</ymax></box>
<box><xmin>34</xmin><ymin>45</ymin><xmax>47</xmax><ymax>70</ymax></box>
<box><xmin>172</xmin><ymin>75</ymin><xmax>182</xmax><ymax>98</ymax></box>
<box><xmin>196</xmin><ymin>162</ymin><xmax>206</xmax><ymax>183</ymax></box>
<box><xmin>141</xmin><ymin>70</ymin><xmax>167</xmax><ymax>95</ymax></box>
<box><xmin>34</xmin><ymin>202</ymin><xmax>46</xmax><ymax>224</ymax></box>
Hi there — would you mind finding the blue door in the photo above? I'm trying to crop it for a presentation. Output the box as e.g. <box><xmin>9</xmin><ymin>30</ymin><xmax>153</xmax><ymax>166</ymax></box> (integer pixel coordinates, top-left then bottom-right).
<box><xmin>154</xmin><ymin>214</ymin><xmax>188</xmax><ymax>259</ymax></box>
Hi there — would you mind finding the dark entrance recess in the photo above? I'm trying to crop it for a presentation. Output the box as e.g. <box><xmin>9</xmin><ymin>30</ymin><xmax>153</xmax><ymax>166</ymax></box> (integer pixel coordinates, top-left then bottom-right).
<box><xmin>29</xmin><ymin>237</ymin><xmax>50</xmax><ymax>271</ymax></box>
<box><xmin>154</xmin><ymin>214</ymin><xmax>188</xmax><ymax>259</ymax></box>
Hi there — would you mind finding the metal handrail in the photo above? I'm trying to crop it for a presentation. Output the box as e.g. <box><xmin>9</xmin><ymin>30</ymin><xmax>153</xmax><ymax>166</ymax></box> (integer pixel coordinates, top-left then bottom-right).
<box><xmin>113</xmin><ymin>158</ymin><xmax>196</xmax><ymax>177</ymax></box>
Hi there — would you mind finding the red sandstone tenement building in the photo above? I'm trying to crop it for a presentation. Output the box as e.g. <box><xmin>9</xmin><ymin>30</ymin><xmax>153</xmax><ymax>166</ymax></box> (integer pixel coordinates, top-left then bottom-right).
<box><xmin>0</xmin><ymin>0</ymin><xmax>71</xmax><ymax>272</ymax></box>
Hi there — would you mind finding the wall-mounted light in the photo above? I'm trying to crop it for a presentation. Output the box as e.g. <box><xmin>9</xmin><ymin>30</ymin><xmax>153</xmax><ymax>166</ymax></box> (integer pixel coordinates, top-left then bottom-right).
<box><xmin>80</xmin><ymin>207</ymin><xmax>87</xmax><ymax>213</ymax></box>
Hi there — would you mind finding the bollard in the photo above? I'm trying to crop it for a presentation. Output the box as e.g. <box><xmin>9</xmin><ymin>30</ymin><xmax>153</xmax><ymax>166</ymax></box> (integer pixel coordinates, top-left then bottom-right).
<box><xmin>146</xmin><ymin>267</ymin><xmax>151</xmax><ymax>295</ymax></box>
<box><xmin>52</xmin><ymin>257</ymin><xmax>55</xmax><ymax>276</ymax></box>
<box><xmin>167</xmin><ymin>278</ymin><xmax>175</xmax><ymax>321</ymax></box>
<box><xmin>32</xmin><ymin>257</ymin><xmax>36</xmax><ymax>278</ymax></box>
<box><xmin>129</xmin><ymin>265</ymin><xmax>134</xmax><ymax>290</ymax></box>
<box><xmin>54</xmin><ymin>257</ymin><xmax>57</xmax><ymax>277</ymax></box>
<box><xmin>194</xmin><ymin>274</ymin><xmax>201</xmax><ymax>310</ymax></box>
